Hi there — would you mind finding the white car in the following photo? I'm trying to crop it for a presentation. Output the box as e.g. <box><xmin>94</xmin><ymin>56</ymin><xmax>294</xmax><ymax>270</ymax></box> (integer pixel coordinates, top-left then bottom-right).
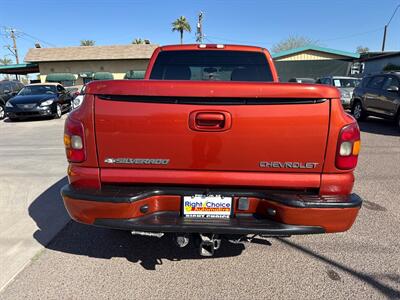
<box><xmin>72</xmin><ymin>85</ymin><xmax>86</xmax><ymax>109</ymax></box>
<box><xmin>316</xmin><ymin>76</ymin><xmax>361</xmax><ymax>109</ymax></box>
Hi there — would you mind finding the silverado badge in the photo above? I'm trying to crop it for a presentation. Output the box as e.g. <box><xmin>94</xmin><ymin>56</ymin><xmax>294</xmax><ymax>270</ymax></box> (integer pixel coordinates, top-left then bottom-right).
<box><xmin>104</xmin><ymin>158</ymin><xmax>170</xmax><ymax>165</ymax></box>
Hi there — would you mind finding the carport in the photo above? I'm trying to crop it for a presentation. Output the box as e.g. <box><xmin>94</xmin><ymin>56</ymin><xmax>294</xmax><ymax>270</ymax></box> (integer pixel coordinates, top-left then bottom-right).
<box><xmin>0</xmin><ymin>63</ymin><xmax>39</xmax><ymax>79</ymax></box>
<box><xmin>272</xmin><ymin>46</ymin><xmax>360</xmax><ymax>82</ymax></box>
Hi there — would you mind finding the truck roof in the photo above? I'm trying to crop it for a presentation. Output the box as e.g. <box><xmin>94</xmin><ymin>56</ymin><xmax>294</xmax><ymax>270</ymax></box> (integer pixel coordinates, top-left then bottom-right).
<box><xmin>157</xmin><ymin>44</ymin><xmax>267</xmax><ymax>53</ymax></box>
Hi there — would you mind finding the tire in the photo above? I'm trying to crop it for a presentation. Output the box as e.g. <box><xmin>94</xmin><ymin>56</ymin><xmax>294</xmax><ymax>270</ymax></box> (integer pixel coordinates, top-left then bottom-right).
<box><xmin>352</xmin><ymin>101</ymin><xmax>367</xmax><ymax>121</ymax></box>
<box><xmin>0</xmin><ymin>104</ymin><xmax>5</xmax><ymax>120</ymax></box>
<box><xmin>54</xmin><ymin>104</ymin><xmax>62</xmax><ymax>119</ymax></box>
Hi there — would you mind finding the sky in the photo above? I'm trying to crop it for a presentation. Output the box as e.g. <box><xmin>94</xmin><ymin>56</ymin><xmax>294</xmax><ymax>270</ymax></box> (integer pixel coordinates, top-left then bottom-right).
<box><xmin>0</xmin><ymin>0</ymin><xmax>399</xmax><ymax>64</ymax></box>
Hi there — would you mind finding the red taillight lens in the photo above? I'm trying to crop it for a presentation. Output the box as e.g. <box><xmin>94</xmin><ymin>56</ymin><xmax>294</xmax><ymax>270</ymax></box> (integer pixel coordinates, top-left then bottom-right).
<box><xmin>335</xmin><ymin>123</ymin><xmax>361</xmax><ymax>170</ymax></box>
<box><xmin>64</xmin><ymin>117</ymin><xmax>85</xmax><ymax>163</ymax></box>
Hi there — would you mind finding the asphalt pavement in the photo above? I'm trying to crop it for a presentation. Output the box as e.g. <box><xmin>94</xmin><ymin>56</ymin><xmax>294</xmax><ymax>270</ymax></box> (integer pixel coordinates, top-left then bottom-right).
<box><xmin>0</xmin><ymin>116</ymin><xmax>69</xmax><ymax>290</ymax></box>
<box><xmin>1</xmin><ymin>116</ymin><xmax>399</xmax><ymax>299</ymax></box>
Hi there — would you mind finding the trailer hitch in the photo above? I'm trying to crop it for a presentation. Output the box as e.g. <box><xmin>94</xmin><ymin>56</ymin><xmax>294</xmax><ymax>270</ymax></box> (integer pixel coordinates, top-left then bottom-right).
<box><xmin>198</xmin><ymin>233</ymin><xmax>221</xmax><ymax>257</ymax></box>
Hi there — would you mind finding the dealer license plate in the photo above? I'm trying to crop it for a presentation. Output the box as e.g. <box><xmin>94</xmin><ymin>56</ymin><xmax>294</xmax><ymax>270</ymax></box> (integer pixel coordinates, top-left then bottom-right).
<box><xmin>183</xmin><ymin>195</ymin><xmax>232</xmax><ymax>218</ymax></box>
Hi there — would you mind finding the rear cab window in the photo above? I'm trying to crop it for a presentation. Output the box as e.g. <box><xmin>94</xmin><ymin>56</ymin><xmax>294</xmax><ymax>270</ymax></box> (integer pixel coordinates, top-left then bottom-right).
<box><xmin>149</xmin><ymin>50</ymin><xmax>273</xmax><ymax>82</ymax></box>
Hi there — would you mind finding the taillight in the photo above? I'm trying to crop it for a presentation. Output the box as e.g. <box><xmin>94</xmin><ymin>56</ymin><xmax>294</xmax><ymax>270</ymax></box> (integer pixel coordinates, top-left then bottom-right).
<box><xmin>64</xmin><ymin>117</ymin><xmax>85</xmax><ymax>163</ymax></box>
<box><xmin>335</xmin><ymin>123</ymin><xmax>360</xmax><ymax>170</ymax></box>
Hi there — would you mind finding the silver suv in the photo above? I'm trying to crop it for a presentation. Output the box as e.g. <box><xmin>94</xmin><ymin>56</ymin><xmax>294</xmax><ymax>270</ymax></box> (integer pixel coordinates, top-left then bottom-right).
<box><xmin>316</xmin><ymin>76</ymin><xmax>361</xmax><ymax>109</ymax></box>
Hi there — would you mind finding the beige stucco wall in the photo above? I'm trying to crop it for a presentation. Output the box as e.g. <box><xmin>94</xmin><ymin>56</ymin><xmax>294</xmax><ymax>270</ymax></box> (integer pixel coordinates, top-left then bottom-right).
<box><xmin>38</xmin><ymin>59</ymin><xmax>149</xmax><ymax>84</ymax></box>
<box><xmin>275</xmin><ymin>50</ymin><xmax>349</xmax><ymax>61</ymax></box>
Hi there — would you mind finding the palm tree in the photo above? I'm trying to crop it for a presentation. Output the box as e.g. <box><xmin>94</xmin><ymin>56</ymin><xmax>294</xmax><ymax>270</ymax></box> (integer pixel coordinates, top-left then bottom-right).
<box><xmin>80</xmin><ymin>40</ymin><xmax>95</xmax><ymax>46</ymax></box>
<box><xmin>132</xmin><ymin>38</ymin><xmax>144</xmax><ymax>44</ymax></box>
<box><xmin>172</xmin><ymin>16</ymin><xmax>191</xmax><ymax>44</ymax></box>
<box><xmin>0</xmin><ymin>57</ymin><xmax>13</xmax><ymax>65</ymax></box>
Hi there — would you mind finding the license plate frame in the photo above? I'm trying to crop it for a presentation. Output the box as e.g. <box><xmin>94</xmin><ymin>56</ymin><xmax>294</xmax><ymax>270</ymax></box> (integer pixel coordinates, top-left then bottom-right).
<box><xmin>182</xmin><ymin>194</ymin><xmax>233</xmax><ymax>219</ymax></box>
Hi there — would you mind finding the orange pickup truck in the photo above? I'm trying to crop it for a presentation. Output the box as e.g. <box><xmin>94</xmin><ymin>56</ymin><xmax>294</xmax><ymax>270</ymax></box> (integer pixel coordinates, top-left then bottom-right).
<box><xmin>61</xmin><ymin>44</ymin><xmax>362</xmax><ymax>256</ymax></box>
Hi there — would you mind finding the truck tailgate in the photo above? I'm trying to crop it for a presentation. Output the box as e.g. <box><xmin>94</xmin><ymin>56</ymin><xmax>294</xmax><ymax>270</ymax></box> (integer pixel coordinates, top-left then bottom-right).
<box><xmin>92</xmin><ymin>81</ymin><xmax>333</xmax><ymax>182</ymax></box>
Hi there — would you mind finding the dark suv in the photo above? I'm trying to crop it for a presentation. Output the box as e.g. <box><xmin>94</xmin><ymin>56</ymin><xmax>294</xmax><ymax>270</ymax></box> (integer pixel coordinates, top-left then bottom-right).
<box><xmin>351</xmin><ymin>72</ymin><xmax>400</xmax><ymax>130</ymax></box>
<box><xmin>0</xmin><ymin>80</ymin><xmax>25</xmax><ymax>119</ymax></box>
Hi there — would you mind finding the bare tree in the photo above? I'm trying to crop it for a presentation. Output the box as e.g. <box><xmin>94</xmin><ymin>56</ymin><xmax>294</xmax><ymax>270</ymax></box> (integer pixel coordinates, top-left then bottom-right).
<box><xmin>272</xmin><ymin>35</ymin><xmax>320</xmax><ymax>53</ymax></box>
<box><xmin>356</xmin><ymin>46</ymin><xmax>369</xmax><ymax>54</ymax></box>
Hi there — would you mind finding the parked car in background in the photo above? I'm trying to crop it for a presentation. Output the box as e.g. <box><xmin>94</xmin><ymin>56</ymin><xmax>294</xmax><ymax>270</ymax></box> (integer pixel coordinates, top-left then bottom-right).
<box><xmin>288</xmin><ymin>77</ymin><xmax>316</xmax><ymax>83</ymax></box>
<box><xmin>5</xmin><ymin>83</ymin><xmax>72</xmax><ymax>121</ymax></box>
<box><xmin>0</xmin><ymin>80</ymin><xmax>24</xmax><ymax>119</ymax></box>
<box><xmin>65</xmin><ymin>85</ymin><xmax>83</xmax><ymax>99</ymax></box>
<box><xmin>316</xmin><ymin>76</ymin><xmax>361</xmax><ymax>109</ymax></box>
<box><xmin>351</xmin><ymin>72</ymin><xmax>400</xmax><ymax>131</ymax></box>
<box><xmin>72</xmin><ymin>85</ymin><xmax>86</xmax><ymax>110</ymax></box>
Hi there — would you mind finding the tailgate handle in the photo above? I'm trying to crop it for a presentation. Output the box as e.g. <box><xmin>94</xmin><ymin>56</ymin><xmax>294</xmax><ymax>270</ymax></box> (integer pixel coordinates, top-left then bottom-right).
<box><xmin>189</xmin><ymin>111</ymin><xmax>232</xmax><ymax>131</ymax></box>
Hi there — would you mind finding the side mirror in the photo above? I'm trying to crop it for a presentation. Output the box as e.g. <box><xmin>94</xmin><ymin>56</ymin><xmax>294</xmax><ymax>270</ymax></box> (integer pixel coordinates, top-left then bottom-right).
<box><xmin>387</xmin><ymin>85</ymin><xmax>399</xmax><ymax>92</ymax></box>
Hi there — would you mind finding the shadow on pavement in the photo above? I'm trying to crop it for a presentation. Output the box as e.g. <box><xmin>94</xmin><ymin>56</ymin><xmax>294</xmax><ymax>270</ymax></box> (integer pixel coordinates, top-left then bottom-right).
<box><xmin>358</xmin><ymin>117</ymin><xmax>400</xmax><ymax>137</ymax></box>
<box><xmin>29</xmin><ymin>179</ymin><xmax>245</xmax><ymax>270</ymax></box>
<box><xmin>277</xmin><ymin>238</ymin><xmax>400</xmax><ymax>299</ymax></box>
<box><xmin>28</xmin><ymin>177</ymin><xmax>70</xmax><ymax>246</ymax></box>
<box><xmin>45</xmin><ymin>222</ymin><xmax>245</xmax><ymax>270</ymax></box>
<box><xmin>28</xmin><ymin>179</ymin><xmax>399</xmax><ymax>295</ymax></box>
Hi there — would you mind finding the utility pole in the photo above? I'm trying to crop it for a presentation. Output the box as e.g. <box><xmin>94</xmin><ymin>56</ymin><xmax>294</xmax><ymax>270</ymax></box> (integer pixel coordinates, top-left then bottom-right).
<box><xmin>381</xmin><ymin>25</ymin><xmax>387</xmax><ymax>52</ymax></box>
<box><xmin>196</xmin><ymin>11</ymin><xmax>204</xmax><ymax>43</ymax></box>
<box><xmin>3</xmin><ymin>27</ymin><xmax>20</xmax><ymax>64</ymax></box>
<box><xmin>10</xmin><ymin>29</ymin><xmax>19</xmax><ymax>64</ymax></box>
<box><xmin>382</xmin><ymin>4</ymin><xmax>400</xmax><ymax>51</ymax></box>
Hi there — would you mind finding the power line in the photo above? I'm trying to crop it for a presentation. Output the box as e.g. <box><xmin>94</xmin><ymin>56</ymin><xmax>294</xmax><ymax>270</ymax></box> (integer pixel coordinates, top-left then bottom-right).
<box><xmin>19</xmin><ymin>31</ymin><xmax>57</xmax><ymax>47</ymax></box>
<box><xmin>387</xmin><ymin>4</ymin><xmax>400</xmax><ymax>25</ymax></box>
<box><xmin>382</xmin><ymin>4</ymin><xmax>400</xmax><ymax>51</ymax></box>
<box><xmin>205</xmin><ymin>35</ymin><xmax>273</xmax><ymax>46</ymax></box>
<box><xmin>320</xmin><ymin>27</ymin><xmax>383</xmax><ymax>42</ymax></box>
<box><xmin>1</xmin><ymin>26</ymin><xmax>57</xmax><ymax>47</ymax></box>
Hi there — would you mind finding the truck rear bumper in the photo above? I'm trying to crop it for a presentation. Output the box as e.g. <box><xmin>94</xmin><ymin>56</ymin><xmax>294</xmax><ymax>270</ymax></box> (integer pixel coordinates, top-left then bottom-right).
<box><xmin>61</xmin><ymin>185</ymin><xmax>362</xmax><ymax>235</ymax></box>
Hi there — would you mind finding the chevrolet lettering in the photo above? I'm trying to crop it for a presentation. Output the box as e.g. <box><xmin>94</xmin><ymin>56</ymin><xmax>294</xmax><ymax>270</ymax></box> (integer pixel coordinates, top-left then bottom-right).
<box><xmin>259</xmin><ymin>161</ymin><xmax>319</xmax><ymax>169</ymax></box>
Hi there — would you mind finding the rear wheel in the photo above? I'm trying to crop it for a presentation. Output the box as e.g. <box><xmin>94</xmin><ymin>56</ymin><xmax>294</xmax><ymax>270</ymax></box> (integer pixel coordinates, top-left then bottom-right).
<box><xmin>0</xmin><ymin>104</ymin><xmax>5</xmax><ymax>120</ymax></box>
<box><xmin>54</xmin><ymin>104</ymin><xmax>62</xmax><ymax>119</ymax></box>
<box><xmin>352</xmin><ymin>101</ymin><xmax>367</xmax><ymax>121</ymax></box>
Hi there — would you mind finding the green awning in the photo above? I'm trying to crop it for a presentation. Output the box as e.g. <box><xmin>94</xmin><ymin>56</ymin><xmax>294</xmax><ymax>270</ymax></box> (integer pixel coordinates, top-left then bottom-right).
<box><xmin>0</xmin><ymin>63</ymin><xmax>39</xmax><ymax>75</ymax></box>
<box><xmin>46</xmin><ymin>73</ymin><xmax>77</xmax><ymax>82</ymax></box>
<box><xmin>124</xmin><ymin>70</ymin><xmax>145</xmax><ymax>80</ymax></box>
<box><xmin>93</xmin><ymin>72</ymin><xmax>114</xmax><ymax>80</ymax></box>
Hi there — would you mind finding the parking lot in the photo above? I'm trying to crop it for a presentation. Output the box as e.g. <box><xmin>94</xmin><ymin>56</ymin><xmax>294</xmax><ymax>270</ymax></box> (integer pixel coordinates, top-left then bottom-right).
<box><xmin>0</xmin><ymin>116</ymin><xmax>399</xmax><ymax>299</ymax></box>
